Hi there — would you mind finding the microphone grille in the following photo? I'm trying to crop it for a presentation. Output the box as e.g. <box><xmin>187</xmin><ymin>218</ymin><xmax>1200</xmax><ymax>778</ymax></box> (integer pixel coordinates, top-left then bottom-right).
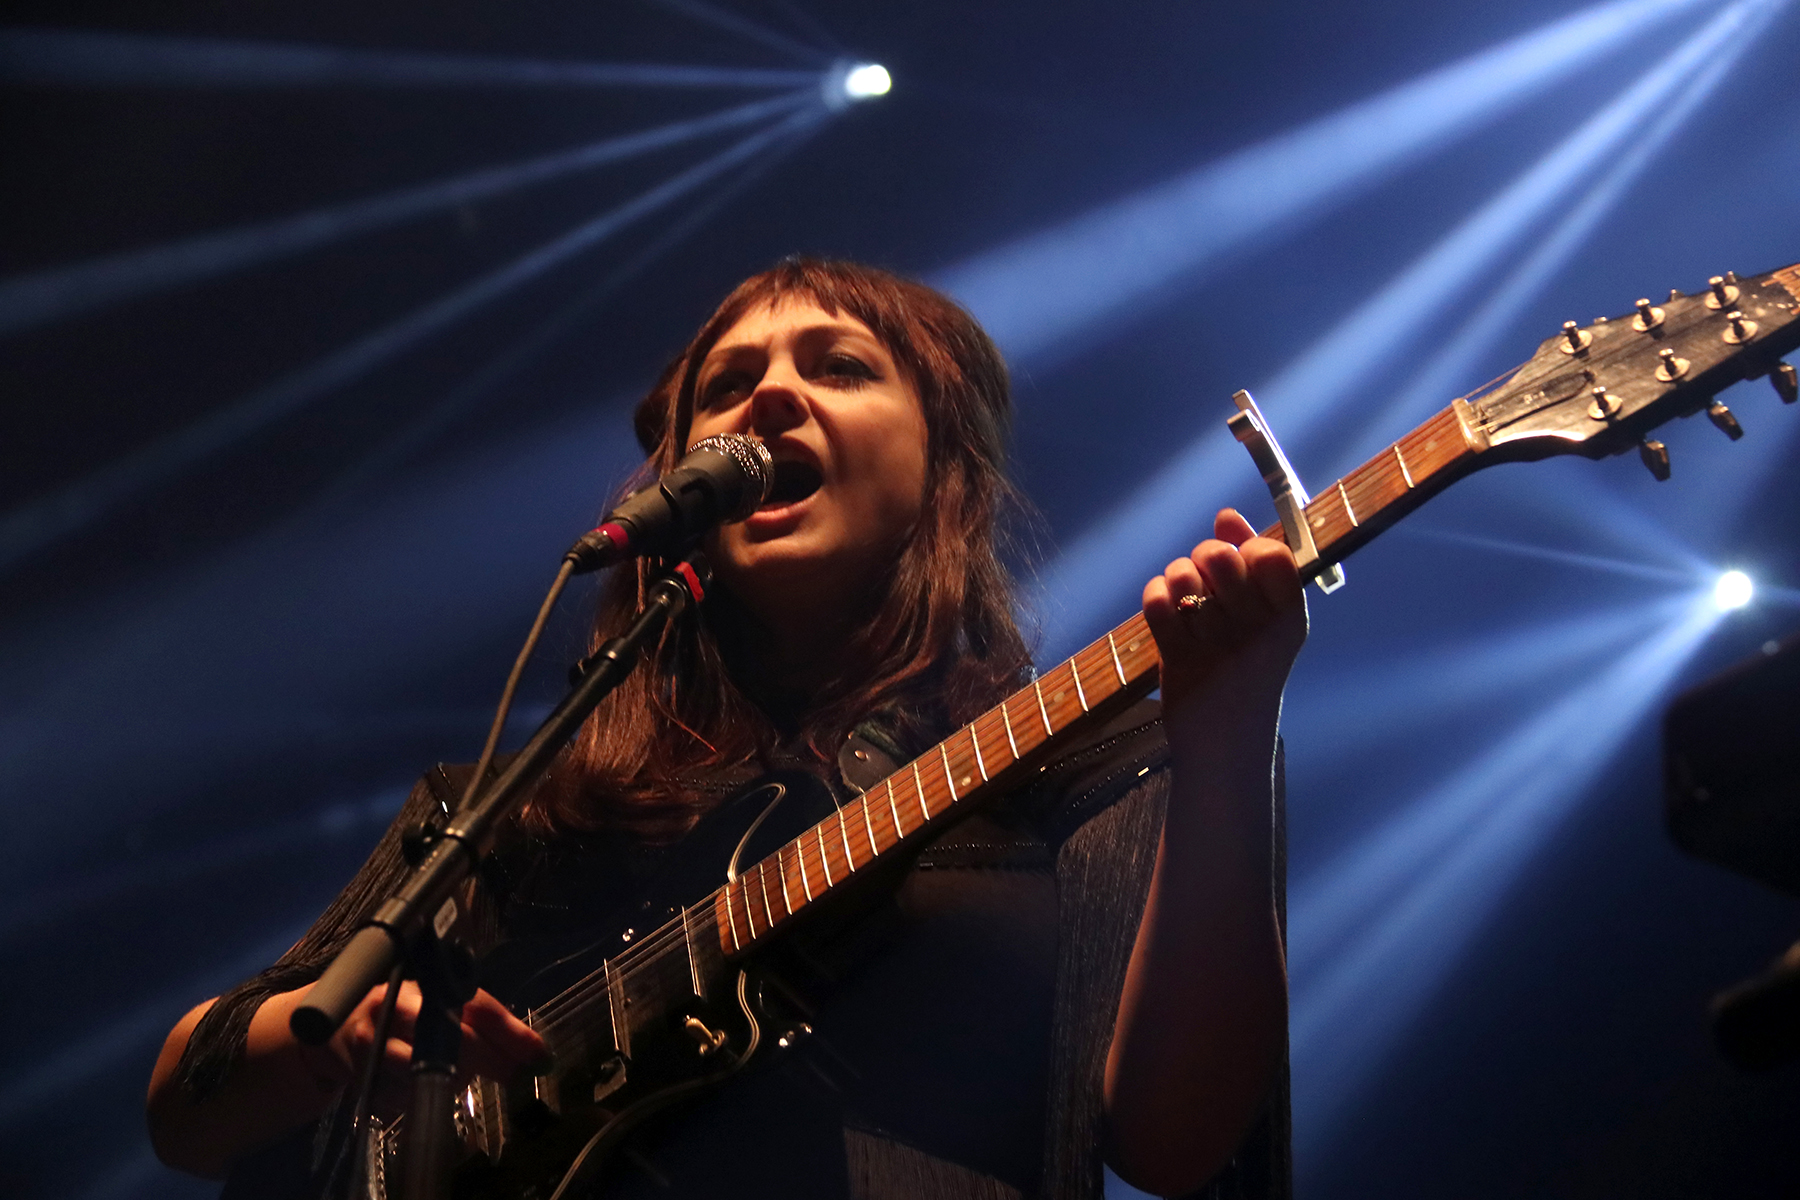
<box><xmin>689</xmin><ymin>433</ymin><xmax>775</xmax><ymax>518</ymax></box>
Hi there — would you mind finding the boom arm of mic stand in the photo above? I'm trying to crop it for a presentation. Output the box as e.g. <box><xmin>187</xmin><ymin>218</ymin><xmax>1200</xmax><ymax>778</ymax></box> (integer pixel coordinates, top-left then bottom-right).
<box><xmin>291</xmin><ymin>552</ymin><xmax>710</xmax><ymax>1046</ymax></box>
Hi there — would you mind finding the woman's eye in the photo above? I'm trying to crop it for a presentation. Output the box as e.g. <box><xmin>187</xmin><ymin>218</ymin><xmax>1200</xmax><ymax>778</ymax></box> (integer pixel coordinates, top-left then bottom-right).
<box><xmin>819</xmin><ymin>353</ymin><xmax>875</xmax><ymax>382</ymax></box>
<box><xmin>702</xmin><ymin>372</ymin><xmax>751</xmax><ymax>405</ymax></box>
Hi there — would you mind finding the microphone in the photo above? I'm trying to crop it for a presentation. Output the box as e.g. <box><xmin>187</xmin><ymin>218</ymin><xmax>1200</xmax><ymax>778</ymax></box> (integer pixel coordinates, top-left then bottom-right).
<box><xmin>565</xmin><ymin>433</ymin><xmax>774</xmax><ymax>573</ymax></box>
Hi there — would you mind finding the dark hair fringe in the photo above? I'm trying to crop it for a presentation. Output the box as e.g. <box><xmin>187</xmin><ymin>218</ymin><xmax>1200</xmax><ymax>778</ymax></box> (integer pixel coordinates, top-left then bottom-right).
<box><xmin>528</xmin><ymin>259</ymin><xmax>1037</xmax><ymax>840</ymax></box>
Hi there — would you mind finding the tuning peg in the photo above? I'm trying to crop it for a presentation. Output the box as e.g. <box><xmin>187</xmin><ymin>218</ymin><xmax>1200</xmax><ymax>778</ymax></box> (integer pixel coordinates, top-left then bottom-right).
<box><xmin>1638</xmin><ymin>439</ymin><xmax>1671</xmax><ymax>481</ymax></box>
<box><xmin>1633</xmin><ymin>298</ymin><xmax>1665</xmax><ymax>331</ymax></box>
<box><xmin>1560</xmin><ymin>319</ymin><xmax>1593</xmax><ymax>354</ymax></box>
<box><xmin>1706</xmin><ymin>274</ymin><xmax>1741</xmax><ymax>310</ymax></box>
<box><xmin>1723</xmin><ymin>311</ymin><xmax>1758</xmax><ymax>344</ymax></box>
<box><xmin>1707</xmin><ymin>401</ymin><xmax>1744</xmax><ymax>439</ymax></box>
<box><xmin>1655</xmin><ymin>347</ymin><xmax>1690</xmax><ymax>381</ymax></box>
<box><xmin>1588</xmin><ymin>385</ymin><xmax>1621</xmax><ymax>420</ymax></box>
<box><xmin>1773</xmin><ymin>361</ymin><xmax>1797</xmax><ymax>404</ymax></box>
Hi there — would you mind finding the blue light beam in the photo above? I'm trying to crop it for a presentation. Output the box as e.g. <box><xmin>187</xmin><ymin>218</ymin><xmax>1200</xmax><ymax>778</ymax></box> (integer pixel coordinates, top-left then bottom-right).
<box><xmin>1329</xmin><ymin>0</ymin><xmax>1787</xmax><ymax>473</ymax></box>
<box><xmin>1029</xmin><ymin>0</ymin><xmax>1758</xmax><ymax>662</ymax></box>
<box><xmin>931</xmin><ymin>0</ymin><xmax>1709</xmax><ymax>367</ymax></box>
<box><xmin>0</xmin><ymin>26</ymin><xmax>823</xmax><ymax>89</ymax></box>
<box><xmin>0</xmin><ymin>104</ymin><xmax>829</xmax><ymax>573</ymax></box>
<box><xmin>646</xmin><ymin>0</ymin><xmax>835</xmax><ymax>66</ymax></box>
<box><xmin>296</xmin><ymin>107</ymin><xmax>827</xmax><ymax>523</ymax></box>
<box><xmin>0</xmin><ymin>91</ymin><xmax>812</xmax><ymax>337</ymax></box>
<box><xmin>1285</xmin><ymin>594</ymin><xmax>1724</xmax><ymax>1161</ymax></box>
<box><xmin>1281</xmin><ymin>598</ymin><xmax>1681</xmax><ymax>752</ymax></box>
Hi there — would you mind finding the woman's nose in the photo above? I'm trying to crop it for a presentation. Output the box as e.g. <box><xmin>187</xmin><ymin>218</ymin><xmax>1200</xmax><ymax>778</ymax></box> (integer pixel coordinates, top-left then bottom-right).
<box><xmin>746</xmin><ymin>369</ymin><xmax>807</xmax><ymax>435</ymax></box>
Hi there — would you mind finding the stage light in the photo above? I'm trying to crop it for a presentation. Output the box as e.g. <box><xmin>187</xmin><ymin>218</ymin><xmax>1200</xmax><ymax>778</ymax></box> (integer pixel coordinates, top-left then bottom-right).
<box><xmin>823</xmin><ymin>60</ymin><xmax>891</xmax><ymax>109</ymax></box>
<box><xmin>1714</xmin><ymin>569</ymin><xmax>1754</xmax><ymax>610</ymax></box>
<box><xmin>844</xmin><ymin>62</ymin><xmax>890</xmax><ymax>98</ymax></box>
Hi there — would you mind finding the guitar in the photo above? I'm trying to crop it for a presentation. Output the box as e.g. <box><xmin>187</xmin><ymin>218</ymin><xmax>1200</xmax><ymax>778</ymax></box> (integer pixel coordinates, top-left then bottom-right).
<box><xmin>397</xmin><ymin>264</ymin><xmax>1800</xmax><ymax>1199</ymax></box>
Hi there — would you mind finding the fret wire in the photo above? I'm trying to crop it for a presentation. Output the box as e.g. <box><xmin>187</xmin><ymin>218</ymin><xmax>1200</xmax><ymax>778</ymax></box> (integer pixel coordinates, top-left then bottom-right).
<box><xmin>756</xmin><ymin>864</ymin><xmax>775</xmax><ymax>929</ymax></box>
<box><xmin>1000</xmin><ymin>699</ymin><xmax>1020</xmax><ymax>761</ymax></box>
<box><xmin>860</xmin><ymin>795</ymin><xmax>879</xmax><ymax>857</ymax></box>
<box><xmin>605</xmin><ymin>960</ymin><xmax>626</xmax><ymax>1054</ymax></box>
<box><xmin>837</xmin><ymin>808</ymin><xmax>855</xmax><ymax>869</ymax></box>
<box><xmin>738</xmin><ymin>881</ymin><xmax>759</xmax><ymax>939</ymax></box>
<box><xmin>939</xmin><ymin>744</ymin><xmax>957</xmax><ymax>803</ymax></box>
<box><xmin>683</xmin><ymin>905</ymin><xmax>703</xmax><ymax>997</ymax></box>
<box><xmin>783</xmin><ymin>843</ymin><xmax>805</xmax><ymax>907</ymax></box>
<box><xmin>903</xmin><ymin>760</ymin><xmax>925</xmax><ymax>823</ymax></box>
<box><xmin>722</xmin><ymin>887</ymin><xmax>741</xmax><ymax>951</ymax></box>
<box><xmin>1336</xmin><ymin>479</ymin><xmax>1358</xmax><ymax>527</ymax></box>
<box><xmin>796</xmin><ymin>843</ymin><xmax>817</xmax><ymax>905</ymax></box>
<box><xmin>1392</xmin><ymin>442</ymin><xmax>1415</xmax><ymax>489</ymax></box>
<box><xmin>1033</xmin><ymin>676</ymin><xmax>1054</xmax><ymax>735</ymax></box>
<box><xmin>969</xmin><ymin>723</ymin><xmax>989</xmax><ymax>782</ymax></box>
<box><xmin>1069</xmin><ymin>656</ymin><xmax>1089</xmax><ymax>712</ymax></box>
<box><xmin>886</xmin><ymin>777</ymin><xmax>904</xmax><ymax>838</ymax></box>
<box><xmin>1105</xmin><ymin>630</ymin><xmax>1127</xmax><ymax>686</ymax></box>
<box><xmin>816</xmin><ymin>826</ymin><xmax>834</xmax><ymax>886</ymax></box>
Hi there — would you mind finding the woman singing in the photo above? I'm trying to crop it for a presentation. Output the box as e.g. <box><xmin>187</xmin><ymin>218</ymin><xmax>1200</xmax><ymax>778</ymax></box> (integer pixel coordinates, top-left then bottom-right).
<box><xmin>148</xmin><ymin>259</ymin><xmax>1305</xmax><ymax>1200</ymax></box>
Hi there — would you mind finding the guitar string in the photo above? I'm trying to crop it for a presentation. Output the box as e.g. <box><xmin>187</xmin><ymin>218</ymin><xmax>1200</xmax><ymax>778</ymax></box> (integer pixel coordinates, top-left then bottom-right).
<box><xmin>527</xmin><ymin>755</ymin><xmax>960</xmax><ymax>1038</ymax></box>
<box><xmin>529</xmin><ymin>765</ymin><xmax>932</xmax><ymax>1033</ymax></box>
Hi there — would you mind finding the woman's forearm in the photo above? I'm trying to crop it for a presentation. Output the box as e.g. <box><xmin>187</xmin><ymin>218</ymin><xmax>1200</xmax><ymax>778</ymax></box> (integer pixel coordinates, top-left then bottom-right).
<box><xmin>1103</xmin><ymin>677</ymin><xmax>1291</xmax><ymax>1196</ymax></box>
<box><xmin>147</xmin><ymin>989</ymin><xmax>346</xmax><ymax>1178</ymax></box>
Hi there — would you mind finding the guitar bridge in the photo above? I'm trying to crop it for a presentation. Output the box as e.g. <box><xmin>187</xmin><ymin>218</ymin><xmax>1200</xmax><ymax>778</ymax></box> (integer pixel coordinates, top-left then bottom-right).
<box><xmin>1227</xmin><ymin>389</ymin><xmax>1346</xmax><ymax>594</ymax></box>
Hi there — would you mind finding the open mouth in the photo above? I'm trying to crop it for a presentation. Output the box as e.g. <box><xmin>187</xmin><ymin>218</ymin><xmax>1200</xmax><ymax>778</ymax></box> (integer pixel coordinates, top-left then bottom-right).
<box><xmin>762</xmin><ymin>460</ymin><xmax>823</xmax><ymax>508</ymax></box>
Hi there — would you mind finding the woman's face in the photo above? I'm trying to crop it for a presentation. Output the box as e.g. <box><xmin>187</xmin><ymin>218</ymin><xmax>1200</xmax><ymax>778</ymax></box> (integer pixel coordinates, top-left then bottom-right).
<box><xmin>686</xmin><ymin>297</ymin><xmax>929</xmax><ymax>624</ymax></box>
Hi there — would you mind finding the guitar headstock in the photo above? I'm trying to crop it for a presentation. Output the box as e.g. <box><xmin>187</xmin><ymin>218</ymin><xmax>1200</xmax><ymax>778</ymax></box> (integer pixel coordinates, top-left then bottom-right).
<box><xmin>1469</xmin><ymin>264</ymin><xmax>1800</xmax><ymax>472</ymax></box>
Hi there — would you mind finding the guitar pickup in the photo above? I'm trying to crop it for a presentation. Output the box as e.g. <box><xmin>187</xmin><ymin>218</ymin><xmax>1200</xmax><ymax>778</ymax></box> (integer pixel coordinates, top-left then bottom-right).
<box><xmin>1227</xmin><ymin>389</ymin><xmax>1346</xmax><ymax>594</ymax></box>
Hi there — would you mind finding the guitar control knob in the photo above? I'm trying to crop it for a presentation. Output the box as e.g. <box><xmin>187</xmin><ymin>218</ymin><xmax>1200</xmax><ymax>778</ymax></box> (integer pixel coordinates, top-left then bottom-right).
<box><xmin>1638</xmin><ymin>439</ymin><xmax>1671</xmax><ymax>481</ymax></box>
<box><xmin>1655</xmin><ymin>347</ymin><xmax>1690</xmax><ymax>381</ymax></box>
<box><xmin>683</xmin><ymin>1015</ymin><xmax>729</xmax><ymax>1057</ymax></box>
<box><xmin>1633</xmin><ymin>298</ymin><xmax>1665</xmax><ymax>331</ymax></box>
<box><xmin>1772</xmin><ymin>361</ymin><xmax>1797</xmax><ymax>404</ymax></box>
<box><xmin>1561</xmin><ymin>320</ymin><xmax>1593</xmax><ymax>354</ymax></box>
<box><xmin>1707</xmin><ymin>401</ymin><xmax>1744</xmax><ymax>440</ymax></box>
<box><xmin>1723</xmin><ymin>311</ymin><xmax>1758</xmax><ymax>344</ymax></box>
<box><xmin>1706</xmin><ymin>275</ymin><xmax>1740</xmax><ymax>309</ymax></box>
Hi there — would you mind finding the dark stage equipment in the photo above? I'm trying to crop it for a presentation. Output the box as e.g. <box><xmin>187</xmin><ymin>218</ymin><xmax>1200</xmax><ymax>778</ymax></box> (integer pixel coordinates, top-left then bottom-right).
<box><xmin>1665</xmin><ymin>630</ymin><xmax>1800</xmax><ymax>1068</ymax></box>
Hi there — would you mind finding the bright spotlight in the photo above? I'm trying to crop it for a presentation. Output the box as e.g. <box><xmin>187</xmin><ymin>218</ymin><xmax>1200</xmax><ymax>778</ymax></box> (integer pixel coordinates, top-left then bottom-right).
<box><xmin>824</xmin><ymin>60</ymin><xmax>890</xmax><ymax>108</ymax></box>
<box><xmin>1714</xmin><ymin>569</ymin><xmax>1754</xmax><ymax>610</ymax></box>
<box><xmin>844</xmin><ymin>62</ymin><xmax>891</xmax><ymax>98</ymax></box>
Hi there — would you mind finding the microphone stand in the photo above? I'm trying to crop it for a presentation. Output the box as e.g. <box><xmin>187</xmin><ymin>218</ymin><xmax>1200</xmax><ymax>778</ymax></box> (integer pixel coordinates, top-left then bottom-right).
<box><xmin>290</xmin><ymin>550</ymin><xmax>712</xmax><ymax>1200</ymax></box>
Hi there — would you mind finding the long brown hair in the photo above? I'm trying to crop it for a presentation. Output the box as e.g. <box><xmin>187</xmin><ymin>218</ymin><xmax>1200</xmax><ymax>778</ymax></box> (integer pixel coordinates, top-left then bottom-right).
<box><xmin>530</xmin><ymin>259</ymin><xmax>1034</xmax><ymax>839</ymax></box>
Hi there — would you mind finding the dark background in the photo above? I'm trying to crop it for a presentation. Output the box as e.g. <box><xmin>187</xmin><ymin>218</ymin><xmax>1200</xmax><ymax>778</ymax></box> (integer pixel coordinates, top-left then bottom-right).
<box><xmin>2</xmin><ymin>1</ymin><xmax>1798</xmax><ymax>1197</ymax></box>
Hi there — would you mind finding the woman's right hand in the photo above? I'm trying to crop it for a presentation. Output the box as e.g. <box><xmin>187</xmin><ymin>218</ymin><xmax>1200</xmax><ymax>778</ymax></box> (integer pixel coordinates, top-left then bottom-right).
<box><xmin>150</xmin><ymin>982</ymin><xmax>547</xmax><ymax>1178</ymax></box>
<box><xmin>294</xmin><ymin>981</ymin><xmax>548</xmax><ymax>1118</ymax></box>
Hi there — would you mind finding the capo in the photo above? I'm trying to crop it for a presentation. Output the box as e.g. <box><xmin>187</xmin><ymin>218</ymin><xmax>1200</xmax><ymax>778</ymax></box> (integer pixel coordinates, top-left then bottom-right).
<box><xmin>1227</xmin><ymin>389</ymin><xmax>1346</xmax><ymax>594</ymax></box>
